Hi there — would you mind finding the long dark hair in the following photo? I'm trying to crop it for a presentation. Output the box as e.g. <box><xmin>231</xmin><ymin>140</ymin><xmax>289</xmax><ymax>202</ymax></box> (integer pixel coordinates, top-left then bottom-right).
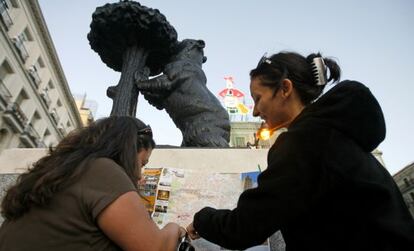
<box><xmin>250</xmin><ymin>51</ymin><xmax>341</xmax><ymax>105</ymax></box>
<box><xmin>1</xmin><ymin>116</ymin><xmax>155</xmax><ymax>220</ymax></box>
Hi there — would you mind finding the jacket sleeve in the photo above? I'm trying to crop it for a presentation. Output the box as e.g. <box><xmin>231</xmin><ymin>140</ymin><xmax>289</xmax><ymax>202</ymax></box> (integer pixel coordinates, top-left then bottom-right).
<box><xmin>193</xmin><ymin>131</ymin><xmax>331</xmax><ymax>250</ymax></box>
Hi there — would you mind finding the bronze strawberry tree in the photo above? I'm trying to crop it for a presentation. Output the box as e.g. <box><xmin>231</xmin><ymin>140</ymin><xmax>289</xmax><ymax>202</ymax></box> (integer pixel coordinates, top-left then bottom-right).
<box><xmin>88</xmin><ymin>1</ymin><xmax>178</xmax><ymax>116</ymax></box>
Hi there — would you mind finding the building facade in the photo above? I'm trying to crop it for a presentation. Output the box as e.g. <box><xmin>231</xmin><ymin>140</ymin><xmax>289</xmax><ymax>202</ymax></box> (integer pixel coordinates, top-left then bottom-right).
<box><xmin>230</xmin><ymin>122</ymin><xmax>387</xmax><ymax>169</ymax></box>
<box><xmin>229</xmin><ymin>121</ymin><xmax>285</xmax><ymax>149</ymax></box>
<box><xmin>393</xmin><ymin>162</ymin><xmax>414</xmax><ymax>218</ymax></box>
<box><xmin>230</xmin><ymin>121</ymin><xmax>267</xmax><ymax>148</ymax></box>
<box><xmin>0</xmin><ymin>0</ymin><xmax>82</xmax><ymax>150</ymax></box>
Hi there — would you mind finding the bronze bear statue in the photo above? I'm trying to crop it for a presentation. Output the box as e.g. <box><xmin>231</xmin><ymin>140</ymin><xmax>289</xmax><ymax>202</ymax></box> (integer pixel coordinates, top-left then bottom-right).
<box><xmin>136</xmin><ymin>39</ymin><xmax>230</xmax><ymax>147</ymax></box>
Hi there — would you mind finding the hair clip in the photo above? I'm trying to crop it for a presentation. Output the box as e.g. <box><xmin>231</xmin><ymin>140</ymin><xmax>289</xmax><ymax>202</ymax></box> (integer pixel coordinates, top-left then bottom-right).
<box><xmin>311</xmin><ymin>57</ymin><xmax>327</xmax><ymax>86</ymax></box>
<box><xmin>257</xmin><ymin>52</ymin><xmax>273</xmax><ymax>67</ymax></box>
<box><xmin>137</xmin><ymin>125</ymin><xmax>152</xmax><ymax>137</ymax></box>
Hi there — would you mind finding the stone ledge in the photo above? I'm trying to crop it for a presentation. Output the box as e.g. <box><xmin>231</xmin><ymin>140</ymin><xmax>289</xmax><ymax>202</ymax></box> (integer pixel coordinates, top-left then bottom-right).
<box><xmin>0</xmin><ymin>148</ymin><xmax>269</xmax><ymax>174</ymax></box>
<box><xmin>0</xmin><ymin>149</ymin><xmax>48</xmax><ymax>173</ymax></box>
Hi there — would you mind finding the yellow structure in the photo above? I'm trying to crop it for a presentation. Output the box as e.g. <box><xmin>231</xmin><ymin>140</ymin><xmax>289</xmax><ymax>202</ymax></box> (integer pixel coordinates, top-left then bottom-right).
<box><xmin>74</xmin><ymin>94</ymin><xmax>94</xmax><ymax>126</ymax></box>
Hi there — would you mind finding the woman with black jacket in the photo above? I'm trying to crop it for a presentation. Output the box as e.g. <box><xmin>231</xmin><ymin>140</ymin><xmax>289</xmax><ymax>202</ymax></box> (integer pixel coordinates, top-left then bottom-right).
<box><xmin>187</xmin><ymin>51</ymin><xmax>414</xmax><ymax>250</ymax></box>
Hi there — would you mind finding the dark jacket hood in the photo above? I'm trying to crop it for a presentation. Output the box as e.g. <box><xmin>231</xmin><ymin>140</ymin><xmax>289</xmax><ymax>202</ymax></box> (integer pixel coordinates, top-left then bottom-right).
<box><xmin>292</xmin><ymin>80</ymin><xmax>386</xmax><ymax>152</ymax></box>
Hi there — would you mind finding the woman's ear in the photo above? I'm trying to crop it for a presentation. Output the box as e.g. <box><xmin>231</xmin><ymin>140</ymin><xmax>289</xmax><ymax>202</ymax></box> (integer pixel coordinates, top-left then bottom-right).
<box><xmin>280</xmin><ymin>79</ymin><xmax>294</xmax><ymax>98</ymax></box>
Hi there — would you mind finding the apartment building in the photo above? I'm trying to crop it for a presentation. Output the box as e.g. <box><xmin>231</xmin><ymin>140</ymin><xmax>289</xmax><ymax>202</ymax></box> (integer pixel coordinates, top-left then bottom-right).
<box><xmin>393</xmin><ymin>162</ymin><xmax>414</xmax><ymax>218</ymax></box>
<box><xmin>0</xmin><ymin>0</ymin><xmax>82</xmax><ymax>150</ymax></box>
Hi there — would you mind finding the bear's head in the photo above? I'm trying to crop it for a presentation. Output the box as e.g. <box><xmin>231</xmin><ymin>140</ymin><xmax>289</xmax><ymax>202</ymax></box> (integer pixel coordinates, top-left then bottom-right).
<box><xmin>171</xmin><ymin>39</ymin><xmax>207</xmax><ymax>65</ymax></box>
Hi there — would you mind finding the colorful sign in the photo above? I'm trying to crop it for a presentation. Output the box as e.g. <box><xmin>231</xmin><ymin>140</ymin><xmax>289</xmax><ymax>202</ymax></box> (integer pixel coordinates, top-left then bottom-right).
<box><xmin>218</xmin><ymin>76</ymin><xmax>250</xmax><ymax>115</ymax></box>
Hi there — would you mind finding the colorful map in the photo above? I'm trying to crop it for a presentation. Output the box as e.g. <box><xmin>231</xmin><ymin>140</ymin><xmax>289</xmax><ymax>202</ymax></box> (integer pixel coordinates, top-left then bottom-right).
<box><xmin>139</xmin><ymin>167</ymin><xmax>269</xmax><ymax>251</ymax></box>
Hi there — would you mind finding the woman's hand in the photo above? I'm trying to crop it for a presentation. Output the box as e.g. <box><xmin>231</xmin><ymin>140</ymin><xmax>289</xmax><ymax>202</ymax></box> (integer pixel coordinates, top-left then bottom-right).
<box><xmin>186</xmin><ymin>222</ymin><xmax>200</xmax><ymax>240</ymax></box>
<box><xmin>179</xmin><ymin>226</ymin><xmax>187</xmax><ymax>239</ymax></box>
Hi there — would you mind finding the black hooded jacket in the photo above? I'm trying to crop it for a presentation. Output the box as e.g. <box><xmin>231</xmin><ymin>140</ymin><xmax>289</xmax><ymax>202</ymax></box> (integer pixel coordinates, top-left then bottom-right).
<box><xmin>193</xmin><ymin>81</ymin><xmax>414</xmax><ymax>250</ymax></box>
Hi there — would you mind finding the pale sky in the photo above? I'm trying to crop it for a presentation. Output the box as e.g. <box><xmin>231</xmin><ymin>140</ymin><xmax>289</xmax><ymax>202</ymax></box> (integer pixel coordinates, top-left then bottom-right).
<box><xmin>38</xmin><ymin>0</ymin><xmax>414</xmax><ymax>175</ymax></box>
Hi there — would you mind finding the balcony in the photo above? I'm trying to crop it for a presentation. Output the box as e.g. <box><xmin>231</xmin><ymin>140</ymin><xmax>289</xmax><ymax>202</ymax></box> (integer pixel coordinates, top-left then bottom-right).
<box><xmin>40</xmin><ymin>89</ymin><xmax>51</xmax><ymax>107</ymax></box>
<box><xmin>50</xmin><ymin>108</ymin><xmax>60</xmax><ymax>125</ymax></box>
<box><xmin>0</xmin><ymin>0</ymin><xmax>13</xmax><ymax>30</ymax></box>
<box><xmin>28</xmin><ymin>66</ymin><xmax>41</xmax><ymax>88</ymax></box>
<box><xmin>20</xmin><ymin>123</ymin><xmax>40</xmax><ymax>148</ymax></box>
<box><xmin>57</xmin><ymin>123</ymin><xmax>66</xmax><ymax>136</ymax></box>
<box><xmin>2</xmin><ymin>102</ymin><xmax>28</xmax><ymax>133</ymax></box>
<box><xmin>0</xmin><ymin>79</ymin><xmax>12</xmax><ymax>110</ymax></box>
<box><xmin>12</xmin><ymin>37</ymin><xmax>29</xmax><ymax>62</ymax></box>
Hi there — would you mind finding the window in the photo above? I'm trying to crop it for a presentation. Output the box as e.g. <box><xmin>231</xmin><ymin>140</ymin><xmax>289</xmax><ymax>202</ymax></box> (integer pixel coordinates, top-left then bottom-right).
<box><xmin>10</xmin><ymin>0</ymin><xmax>18</xmax><ymax>8</ymax></box>
<box><xmin>19</xmin><ymin>27</ymin><xmax>33</xmax><ymax>42</ymax></box>
<box><xmin>12</xmin><ymin>34</ymin><xmax>29</xmax><ymax>62</ymax></box>
<box><xmin>0</xmin><ymin>59</ymin><xmax>14</xmax><ymax>80</ymax></box>
<box><xmin>1</xmin><ymin>0</ymin><xmax>11</xmax><ymax>9</ymax></box>
<box><xmin>14</xmin><ymin>89</ymin><xmax>29</xmax><ymax>119</ymax></box>
<box><xmin>42</xmin><ymin>129</ymin><xmax>52</xmax><ymax>146</ymax></box>
<box><xmin>36</xmin><ymin>56</ymin><xmax>45</xmax><ymax>68</ymax></box>
<box><xmin>404</xmin><ymin>178</ymin><xmax>410</xmax><ymax>187</ymax></box>
<box><xmin>31</xmin><ymin>111</ymin><xmax>42</xmax><ymax>132</ymax></box>
<box><xmin>47</xmin><ymin>80</ymin><xmax>55</xmax><ymax>89</ymax></box>
<box><xmin>235</xmin><ymin>137</ymin><xmax>245</xmax><ymax>147</ymax></box>
<box><xmin>5</xmin><ymin>90</ymin><xmax>28</xmax><ymax>126</ymax></box>
<box><xmin>43</xmin><ymin>128</ymin><xmax>50</xmax><ymax>137</ymax></box>
<box><xmin>0</xmin><ymin>0</ymin><xmax>13</xmax><ymax>30</ymax></box>
<box><xmin>31</xmin><ymin>110</ymin><xmax>41</xmax><ymax>120</ymax></box>
<box><xmin>16</xmin><ymin>88</ymin><xmax>29</xmax><ymax>104</ymax></box>
<box><xmin>0</xmin><ymin>128</ymin><xmax>11</xmax><ymax>150</ymax></box>
<box><xmin>2</xmin><ymin>0</ymin><xmax>18</xmax><ymax>8</ymax></box>
<box><xmin>0</xmin><ymin>60</ymin><xmax>13</xmax><ymax>100</ymax></box>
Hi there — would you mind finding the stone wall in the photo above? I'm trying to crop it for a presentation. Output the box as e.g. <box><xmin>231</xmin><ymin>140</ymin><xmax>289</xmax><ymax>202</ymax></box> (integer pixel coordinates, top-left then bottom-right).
<box><xmin>0</xmin><ymin>174</ymin><xmax>19</xmax><ymax>224</ymax></box>
<box><xmin>0</xmin><ymin>147</ymin><xmax>270</xmax><ymax>223</ymax></box>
